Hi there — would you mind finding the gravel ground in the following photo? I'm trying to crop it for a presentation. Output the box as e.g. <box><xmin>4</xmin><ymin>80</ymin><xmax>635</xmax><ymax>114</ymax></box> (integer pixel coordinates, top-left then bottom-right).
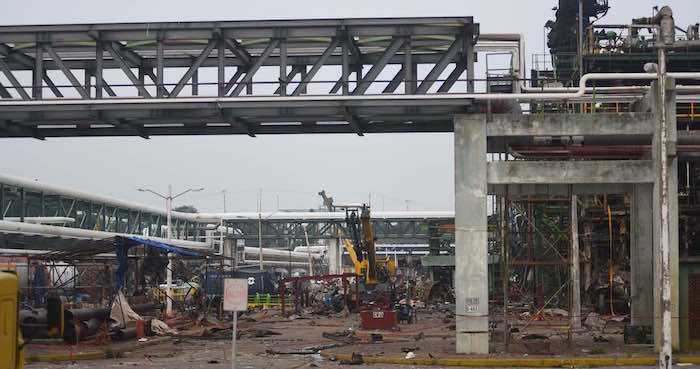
<box><xmin>23</xmin><ymin>309</ymin><xmax>692</xmax><ymax>369</ymax></box>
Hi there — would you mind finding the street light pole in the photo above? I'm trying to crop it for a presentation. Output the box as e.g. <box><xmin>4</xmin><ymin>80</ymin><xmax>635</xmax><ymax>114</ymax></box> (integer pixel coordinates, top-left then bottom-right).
<box><xmin>166</xmin><ymin>185</ymin><xmax>173</xmax><ymax>318</ymax></box>
<box><xmin>138</xmin><ymin>185</ymin><xmax>203</xmax><ymax>318</ymax></box>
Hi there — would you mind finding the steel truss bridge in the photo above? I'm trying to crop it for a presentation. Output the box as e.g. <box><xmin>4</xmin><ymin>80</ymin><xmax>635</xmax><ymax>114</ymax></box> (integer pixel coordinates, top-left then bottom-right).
<box><xmin>0</xmin><ymin>174</ymin><xmax>454</xmax><ymax>250</ymax></box>
<box><xmin>0</xmin><ymin>17</ymin><xmax>479</xmax><ymax>138</ymax></box>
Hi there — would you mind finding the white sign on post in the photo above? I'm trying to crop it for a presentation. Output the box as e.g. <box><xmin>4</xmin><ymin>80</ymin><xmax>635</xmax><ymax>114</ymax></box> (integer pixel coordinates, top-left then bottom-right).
<box><xmin>223</xmin><ymin>278</ymin><xmax>248</xmax><ymax>369</ymax></box>
<box><xmin>224</xmin><ymin>278</ymin><xmax>248</xmax><ymax>311</ymax></box>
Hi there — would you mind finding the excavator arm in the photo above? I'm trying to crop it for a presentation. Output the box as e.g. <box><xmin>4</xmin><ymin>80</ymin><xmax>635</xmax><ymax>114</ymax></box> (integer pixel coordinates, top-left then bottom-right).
<box><xmin>341</xmin><ymin>205</ymin><xmax>395</xmax><ymax>286</ymax></box>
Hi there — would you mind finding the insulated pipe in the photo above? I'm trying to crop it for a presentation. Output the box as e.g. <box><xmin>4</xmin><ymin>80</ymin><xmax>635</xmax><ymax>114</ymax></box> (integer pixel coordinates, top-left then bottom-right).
<box><xmin>191</xmin><ymin>210</ymin><xmax>454</xmax><ymax>222</ymax></box>
<box><xmin>4</xmin><ymin>217</ymin><xmax>75</xmax><ymax>224</ymax></box>
<box><xmin>237</xmin><ymin>260</ymin><xmax>311</xmax><ymax>268</ymax></box>
<box><xmin>242</xmin><ymin>246</ymin><xmax>321</xmax><ymax>262</ymax></box>
<box><xmin>0</xmin><ymin>173</ymin><xmax>188</xmax><ymax>221</ymax></box>
<box><xmin>0</xmin><ymin>219</ymin><xmax>324</xmax><ymax>261</ymax></box>
<box><xmin>0</xmin><ymin>173</ymin><xmax>457</xmax><ymax>223</ymax></box>
<box><xmin>0</xmin><ymin>72</ymin><xmax>672</xmax><ymax>105</ymax></box>
<box><xmin>0</xmin><ymin>219</ymin><xmax>211</xmax><ymax>251</ymax></box>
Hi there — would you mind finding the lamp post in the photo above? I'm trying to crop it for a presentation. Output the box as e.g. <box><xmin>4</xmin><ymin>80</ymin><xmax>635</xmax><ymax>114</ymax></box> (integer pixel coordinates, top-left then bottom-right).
<box><xmin>138</xmin><ymin>185</ymin><xmax>203</xmax><ymax>317</ymax></box>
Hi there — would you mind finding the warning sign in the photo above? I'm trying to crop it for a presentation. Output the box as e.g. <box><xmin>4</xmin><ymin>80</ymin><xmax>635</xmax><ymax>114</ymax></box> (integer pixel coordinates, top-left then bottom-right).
<box><xmin>223</xmin><ymin>278</ymin><xmax>248</xmax><ymax>311</ymax></box>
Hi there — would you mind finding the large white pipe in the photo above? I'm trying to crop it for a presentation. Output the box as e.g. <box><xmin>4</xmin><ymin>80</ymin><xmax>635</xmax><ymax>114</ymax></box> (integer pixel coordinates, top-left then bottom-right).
<box><xmin>293</xmin><ymin>245</ymin><xmax>328</xmax><ymax>253</ymax></box>
<box><xmin>0</xmin><ymin>173</ymin><xmax>456</xmax><ymax>223</ymax></box>
<box><xmin>192</xmin><ymin>210</ymin><xmax>454</xmax><ymax>222</ymax></box>
<box><xmin>0</xmin><ymin>72</ymin><xmax>679</xmax><ymax>106</ymax></box>
<box><xmin>0</xmin><ymin>173</ymin><xmax>191</xmax><ymax>221</ymax></box>
<box><xmin>0</xmin><ymin>219</ymin><xmax>211</xmax><ymax>251</ymax></box>
<box><xmin>242</xmin><ymin>246</ymin><xmax>321</xmax><ymax>262</ymax></box>
<box><xmin>4</xmin><ymin>217</ymin><xmax>75</xmax><ymax>224</ymax></box>
<box><xmin>0</xmin><ymin>72</ymin><xmax>695</xmax><ymax>105</ymax></box>
<box><xmin>237</xmin><ymin>260</ymin><xmax>310</xmax><ymax>268</ymax></box>
<box><xmin>0</xmin><ymin>219</ymin><xmax>329</xmax><ymax>263</ymax></box>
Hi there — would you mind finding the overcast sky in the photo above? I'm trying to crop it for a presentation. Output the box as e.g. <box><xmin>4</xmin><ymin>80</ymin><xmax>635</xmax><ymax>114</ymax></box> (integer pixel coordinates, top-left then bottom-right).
<box><xmin>0</xmin><ymin>0</ymin><xmax>696</xmax><ymax>212</ymax></box>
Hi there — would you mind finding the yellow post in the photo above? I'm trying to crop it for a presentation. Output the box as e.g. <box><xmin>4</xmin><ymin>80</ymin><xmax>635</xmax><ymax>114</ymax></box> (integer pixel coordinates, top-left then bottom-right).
<box><xmin>0</xmin><ymin>271</ymin><xmax>23</xmax><ymax>369</ymax></box>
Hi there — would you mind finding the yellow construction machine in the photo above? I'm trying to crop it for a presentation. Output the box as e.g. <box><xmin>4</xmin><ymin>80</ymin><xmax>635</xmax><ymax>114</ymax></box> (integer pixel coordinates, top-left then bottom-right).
<box><xmin>0</xmin><ymin>271</ymin><xmax>24</xmax><ymax>369</ymax></box>
<box><xmin>341</xmin><ymin>205</ymin><xmax>395</xmax><ymax>285</ymax></box>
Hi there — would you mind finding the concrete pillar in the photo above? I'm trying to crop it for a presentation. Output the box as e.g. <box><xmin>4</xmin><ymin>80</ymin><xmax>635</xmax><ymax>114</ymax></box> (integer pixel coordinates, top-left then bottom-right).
<box><xmin>631</xmin><ymin>183</ymin><xmax>654</xmax><ymax>326</ymax></box>
<box><xmin>454</xmin><ymin>115</ymin><xmax>489</xmax><ymax>354</ymax></box>
<box><xmin>570</xmin><ymin>194</ymin><xmax>581</xmax><ymax>329</ymax></box>
<box><xmin>328</xmin><ymin>236</ymin><xmax>340</xmax><ymax>274</ymax></box>
<box><xmin>651</xmin><ymin>80</ymin><xmax>679</xmax><ymax>351</ymax></box>
<box><xmin>223</xmin><ymin>237</ymin><xmax>234</xmax><ymax>267</ymax></box>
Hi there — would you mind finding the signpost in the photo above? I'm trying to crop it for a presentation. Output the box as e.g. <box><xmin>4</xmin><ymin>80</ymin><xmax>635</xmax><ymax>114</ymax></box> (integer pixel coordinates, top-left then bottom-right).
<box><xmin>223</xmin><ymin>278</ymin><xmax>248</xmax><ymax>369</ymax></box>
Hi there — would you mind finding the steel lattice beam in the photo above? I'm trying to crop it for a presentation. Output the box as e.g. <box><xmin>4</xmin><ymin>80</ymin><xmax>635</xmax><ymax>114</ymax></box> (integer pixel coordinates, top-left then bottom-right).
<box><xmin>0</xmin><ymin>17</ymin><xmax>478</xmax><ymax>138</ymax></box>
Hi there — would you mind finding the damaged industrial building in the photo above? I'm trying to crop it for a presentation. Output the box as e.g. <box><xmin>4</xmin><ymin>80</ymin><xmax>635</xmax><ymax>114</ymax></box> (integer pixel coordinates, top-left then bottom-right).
<box><xmin>0</xmin><ymin>0</ymin><xmax>699</xmax><ymax>368</ymax></box>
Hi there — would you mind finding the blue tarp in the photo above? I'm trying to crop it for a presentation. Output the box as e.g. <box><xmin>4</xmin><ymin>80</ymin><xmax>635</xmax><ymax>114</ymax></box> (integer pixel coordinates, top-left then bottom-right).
<box><xmin>125</xmin><ymin>236</ymin><xmax>203</xmax><ymax>257</ymax></box>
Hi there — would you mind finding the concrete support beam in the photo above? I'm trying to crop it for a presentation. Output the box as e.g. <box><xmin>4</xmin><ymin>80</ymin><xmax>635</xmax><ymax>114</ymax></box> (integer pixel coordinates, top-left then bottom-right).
<box><xmin>631</xmin><ymin>183</ymin><xmax>654</xmax><ymax>326</ymax></box>
<box><xmin>485</xmin><ymin>113</ymin><xmax>654</xmax><ymax>137</ymax></box>
<box><xmin>454</xmin><ymin>115</ymin><xmax>489</xmax><ymax>354</ymax></box>
<box><xmin>651</xmin><ymin>80</ymin><xmax>679</xmax><ymax>352</ymax></box>
<box><xmin>327</xmin><ymin>236</ymin><xmax>340</xmax><ymax>274</ymax></box>
<box><xmin>489</xmin><ymin>183</ymin><xmax>633</xmax><ymax>196</ymax></box>
<box><xmin>570</xmin><ymin>194</ymin><xmax>581</xmax><ymax>329</ymax></box>
<box><xmin>223</xmin><ymin>237</ymin><xmax>234</xmax><ymax>267</ymax></box>
<box><xmin>487</xmin><ymin>160</ymin><xmax>654</xmax><ymax>184</ymax></box>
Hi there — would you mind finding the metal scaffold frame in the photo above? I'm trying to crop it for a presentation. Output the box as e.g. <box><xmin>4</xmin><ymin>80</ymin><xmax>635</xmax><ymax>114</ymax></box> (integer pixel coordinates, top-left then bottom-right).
<box><xmin>0</xmin><ymin>17</ymin><xmax>478</xmax><ymax>138</ymax></box>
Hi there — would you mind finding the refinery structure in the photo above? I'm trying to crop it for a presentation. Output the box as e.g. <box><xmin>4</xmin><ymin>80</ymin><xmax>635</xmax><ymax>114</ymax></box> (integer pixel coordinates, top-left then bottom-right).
<box><xmin>1</xmin><ymin>1</ymin><xmax>700</xmax><ymax>368</ymax></box>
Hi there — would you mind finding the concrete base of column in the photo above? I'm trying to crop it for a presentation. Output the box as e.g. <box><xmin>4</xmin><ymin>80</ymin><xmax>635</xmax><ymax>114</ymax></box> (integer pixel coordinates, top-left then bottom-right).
<box><xmin>456</xmin><ymin>333</ymin><xmax>489</xmax><ymax>354</ymax></box>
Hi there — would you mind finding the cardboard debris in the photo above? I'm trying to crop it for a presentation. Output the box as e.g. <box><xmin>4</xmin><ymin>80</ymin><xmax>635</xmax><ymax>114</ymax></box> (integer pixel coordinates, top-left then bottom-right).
<box><xmin>151</xmin><ymin>318</ymin><xmax>178</xmax><ymax>336</ymax></box>
<box><xmin>110</xmin><ymin>290</ymin><xmax>142</xmax><ymax>327</ymax></box>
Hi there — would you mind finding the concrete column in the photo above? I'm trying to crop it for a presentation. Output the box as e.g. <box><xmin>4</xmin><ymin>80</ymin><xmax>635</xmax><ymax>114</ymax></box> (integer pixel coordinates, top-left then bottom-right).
<box><xmin>570</xmin><ymin>194</ymin><xmax>581</xmax><ymax>329</ymax></box>
<box><xmin>631</xmin><ymin>183</ymin><xmax>654</xmax><ymax>326</ymax></box>
<box><xmin>223</xmin><ymin>237</ymin><xmax>234</xmax><ymax>267</ymax></box>
<box><xmin>328</xmin><ymin>236</ymin><xmax>340</xmax><ymax>274</ymax></box>
<box><xmin>651</xmin><ymin>80</ymin><xmax>679</xmax><ymax>351</ymax></box>
<box><xmin>454</xmin><ymin>115</ymin><xmax>488</xmax><ymax>354</ymax></box>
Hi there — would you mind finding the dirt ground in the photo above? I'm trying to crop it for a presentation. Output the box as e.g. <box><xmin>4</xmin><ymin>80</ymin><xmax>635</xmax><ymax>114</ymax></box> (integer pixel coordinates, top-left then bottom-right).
<box><xmin>23</xmin><ymin>308</ymin><xmax>692</xmax><ymax>369</ymax></box>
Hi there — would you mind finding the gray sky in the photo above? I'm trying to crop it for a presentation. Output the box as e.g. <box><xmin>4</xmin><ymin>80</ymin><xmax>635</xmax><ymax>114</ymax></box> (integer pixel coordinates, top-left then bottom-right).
<box><xmin>0</xmin><ymin>0</ymin><xmax>696</xmax><ymax>212</ymax></box>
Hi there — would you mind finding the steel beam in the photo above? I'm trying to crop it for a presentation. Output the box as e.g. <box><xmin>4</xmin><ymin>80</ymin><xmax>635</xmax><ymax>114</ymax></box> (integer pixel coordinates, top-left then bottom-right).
<box><xmin>223</xmin><ymin>38</ymin><xmax>252</xmax><ymax>66</ymax></box>
<box><xmin>343</xmin><ymin>108</ymin><xmax>364</xmax><ymax>136</ymax></box>
<box><xmin>437</xmin><ymin>63</ymin><xmax>465</xmax><ymax>93</ymax></box>
<box><xmin>95</xmin><ymin>41</ymin><xmax>103</xmax><ymax>99</ymax></box>
<box><xmin>169</xmin><ymin>39</ymin><xmax>217</xmax><ymax>97</ymax></box>
<box><xmin>382</xmin><ymin>67</ymin><xmax>405</xmax><ymax>94</ymax></box>
<box><xmin>415</xmin><ymin>36</ymin><xmax>462</xmax><ymax>94</ymax></box>
<box><xmin>292</xmin><ymin>37</ymin><xmax>339</xmax><ymax>96</ymax></box>
<box><xmin>43</xmin><ymin>44</ymin><xmax>89</xmax><ymax>99</ymax></box>
<box><xmin>156</xmin><ymin>39</ymin><xmax>166</xmax><ymax>97</ymax></box>
<box><xmin>33</xmin><ymin>43</ymin><xmax>43</xmax><ymax>99</ymax></box>
<box><xmin>0</xmin><ymin>60</ymin><xmax>30</xmax><ymax>100</ymax></box>
<box><xmin>230</xmin><ymin>39</ymin><xmax>279</xmax><ymax>96</ymax></box>
<box><xmin>41</xmin><ymin>73</ymin><xmax>64</xmax><ymax>98</ymax></box>
<box><xmin>0</xmin><ymin>120</ymin><xmax>43</xmax><ymax>139</ymax></box>
<box><xmin>274</xmin><ymin>66</ymin><xmax>302</xmax><ymax>95</ymax></box>
<box><xmin>0</xmin><ymin>82</ymin><xmax>10</xmax><ymax>98</ymax></box>
<box><xmin>353</xmin><ymin>37</ymin><xmax>404</xmax><ymax>95</ymax></box>
<box><xmin>103</xmin><ymin>42</ymin><xmax>152</xmax><ymax>98</ymax></box>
